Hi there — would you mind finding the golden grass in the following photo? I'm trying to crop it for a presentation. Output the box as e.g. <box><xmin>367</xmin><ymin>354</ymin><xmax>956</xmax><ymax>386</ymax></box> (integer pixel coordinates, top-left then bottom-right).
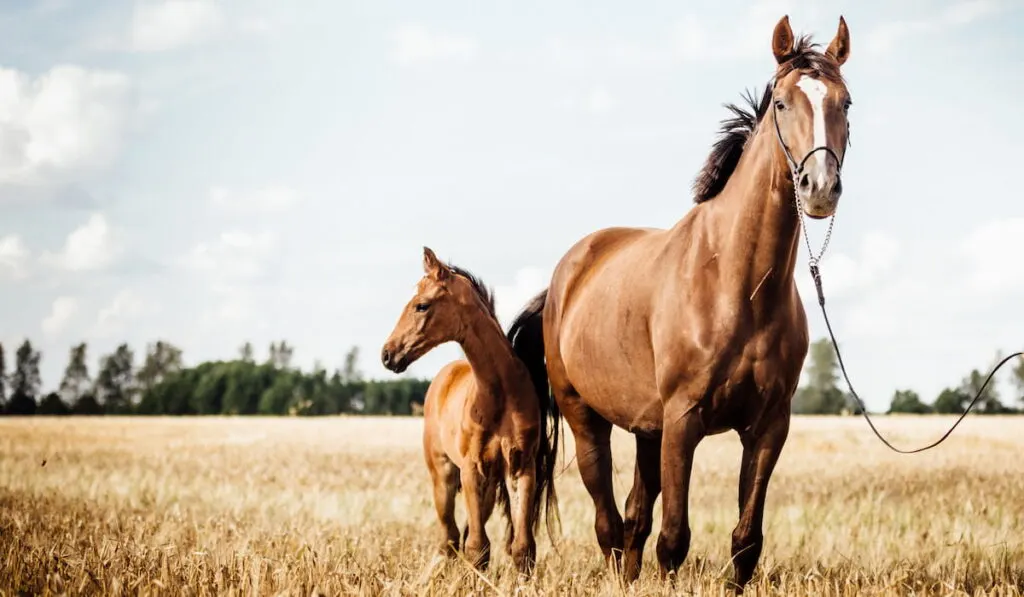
<box><xmin>1</xmin><ymin>415</ymin><xmax>1023</xmax><ymax>596</ymax></box>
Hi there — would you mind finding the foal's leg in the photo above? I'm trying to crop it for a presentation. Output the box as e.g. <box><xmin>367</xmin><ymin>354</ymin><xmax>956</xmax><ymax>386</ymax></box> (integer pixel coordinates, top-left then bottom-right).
<box><xmin>622</xmin><ymin>435</ymin><xmax>662</xmax><ymax>582</ymax></box>
<box><xmin>427</xmin><ymin>454</ymin><xmax>462</xmax><ymax>556</ymax></box>
<box><xmin>506</xmin><ymin>458</ymin><xmax>538</xmax><ymax>574</ymax></box>
<box><xmin>461</xmin><ymin>463</ymin><xmax>498</xmax><ymax>569</ymax></box>
<box><xmin>560</xmin><ymin>394</ymin><xmax>623</xmax><ymax>570</ymax></box>
<box><xmin>731</xmin><ymin>410</ymin><xmax>790</xmax><ymax>592</ymax></box>
<box><xmin>655</xmin><ymin>402</ymin><xmax>705</xmax><ymax>578</ymax></box>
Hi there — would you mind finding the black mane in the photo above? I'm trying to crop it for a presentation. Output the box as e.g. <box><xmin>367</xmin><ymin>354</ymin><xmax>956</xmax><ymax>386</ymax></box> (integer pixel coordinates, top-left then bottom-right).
<box><xmin>691</xmin><ymin>35</ymin><xmax>844</xmax><ymax>204</ymax></box>
<box><xmin>446</xmin><ymin>262</ymin><xmax>498</xmax><ymax>321</ymax></box>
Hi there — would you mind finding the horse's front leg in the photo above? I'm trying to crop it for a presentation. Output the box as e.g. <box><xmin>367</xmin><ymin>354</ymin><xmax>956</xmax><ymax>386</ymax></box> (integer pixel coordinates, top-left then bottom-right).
<box><xmin>460</xmin><ymin>462</ymin><xmax>497</xmax><ymax>569</ymax></box>
<box><xmin>731</xmin><ymin>405</ymin><xmax>790</xmax><ymax>592</ymax></box>
<box><xmin>655</xmin><ymin>399</ymin><xmax>705</xmax><ymax>579</ymax></box>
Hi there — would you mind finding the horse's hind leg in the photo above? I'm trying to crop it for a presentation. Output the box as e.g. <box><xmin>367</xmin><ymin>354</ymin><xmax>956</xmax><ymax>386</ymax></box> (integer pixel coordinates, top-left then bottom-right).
<box><xmin>623</xmin><ymin>435</ymin><xmax>661</xmax><ymax>582</ymax></box>
<box><xmin>559</xmin><ymin>390</ymin><xmax>623</xmax><ymax>572</ymax></box>
<box><xmin>427</xmin><ymin>452</ymin><xmax>461</xmax><ymax>557</ymax></box>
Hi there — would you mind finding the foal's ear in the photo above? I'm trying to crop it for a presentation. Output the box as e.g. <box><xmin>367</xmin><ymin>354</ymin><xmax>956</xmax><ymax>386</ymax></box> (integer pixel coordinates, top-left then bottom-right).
<box><xmin>422</xmin><ymin>246</ymin><xmax>450</xmax><ymax>281</ymax></box>
<box><xmin>826</xmin><ymin>16</ymin><xmax>851</xmax><ymax>66</ymax></box>
<box><xmin>772</xmin><ymin>15</ymin><xmax>795</xmax><ymax>64</ymax></box>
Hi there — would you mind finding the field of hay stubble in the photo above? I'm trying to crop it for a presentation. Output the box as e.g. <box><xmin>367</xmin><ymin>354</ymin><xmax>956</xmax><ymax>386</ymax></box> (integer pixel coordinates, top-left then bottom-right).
<box><xmin>1</xmin><ymin>415</ymin><xmax>1023</xmax><ymax>596</ymax></box>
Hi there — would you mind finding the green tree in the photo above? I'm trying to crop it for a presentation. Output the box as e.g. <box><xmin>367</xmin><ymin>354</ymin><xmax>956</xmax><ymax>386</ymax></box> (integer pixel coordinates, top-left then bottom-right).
<box><xmin>38</xmin><ymin>392</ymin><xmax>70</xmax><ymax>415</ymax></box>
<box><xmin>7</xmin><ymin>340</ymin><xmax>41</xmax><ymax>415</ymax></box>
<box><xmin>933</xmin><ymin>387</ymin><xmax>967</xmax><ymax>414</ymax></box>
<box><xmin>59</xmin><ymin>342</ymin><xmax>91</xmax><ymax>407</ymax></box>
<box><xmin>259</xmin><ymin>371</ymin><xmax>298</xmax><ymax>414</ymax></box>
<box><xmin>1012</xmin><ymin>355</ymin><xmax>1024</xmax><ymax>407</ymax></box>
<box><xmin>71</xmin><ymin>393</ymin><xmax>103</xmax><ymax>415</ymax></box>
<box><xmin>958</xmin><ymin>366</ymin><xmax>1010</xmax><ymax>414</ymax></box>
<box><xmin>267</xmin><ymin>340</ymin><xmax>294</xmax><ymax>370</ymax></box>
<box><xmin>239</xmin><ymin>341</ymin><xmax>255</xmax><ymax>363</ymax></box>
<box><xmin>0</xmin><ymin>342</ymin><xmax>7</xmax><ymax>410</ymax></box>
<box><xmin>136</xmin><ymin>341</ymin><xmax>183</xmax><ymax>395</ymax></box>
<box><xmin>95</xmin><ymin>344</ymin><xmax>136</xmax><ymax>414</ymax></box>
<box><xmin>887</xmin><ymin>389</ymin><xmax>932</xmax><ymax>414</ymax></box>
<box><xmin>792</xmin><ymin>338</ymin><xmax>853</xmax><ymax>414</ymax></box>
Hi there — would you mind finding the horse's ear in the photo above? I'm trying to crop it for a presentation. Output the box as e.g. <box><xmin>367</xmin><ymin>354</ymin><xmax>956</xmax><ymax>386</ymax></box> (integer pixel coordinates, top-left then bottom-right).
<box><xmin>422</xmin><ymin>246</ymin><xmax>450</xmax><ymax>281</ymax></box>
<box><xmin>772</xmin><ymin>15</ymin><xmax>795</xmax><ymax>64</ymax></box>
<box><xmin>826</xmin><ymin>16</ymin><xmax>850</xmax><ymax>66</ymax></box>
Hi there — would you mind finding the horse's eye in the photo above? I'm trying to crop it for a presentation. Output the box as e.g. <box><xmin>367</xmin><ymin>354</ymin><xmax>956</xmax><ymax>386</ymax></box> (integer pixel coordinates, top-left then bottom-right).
<box><xmin>774</xmin><ymin>100</ymin><xmax>786</xmax><ymax>111</ymax></box>
<box><xmin>414</xmin><ymin>303</ymin><xmax>430</xmax><ymax>313</ymax></box>
<box><xmin>843</xmin><ymin>99</ymin><xmax>852</xmax><ymax>113</ymax></box>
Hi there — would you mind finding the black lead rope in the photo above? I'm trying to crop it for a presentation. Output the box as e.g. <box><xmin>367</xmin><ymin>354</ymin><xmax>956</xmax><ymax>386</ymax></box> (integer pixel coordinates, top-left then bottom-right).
<box><xmin>771</xmin><ymin>82</ymin><xmax>1024</xmax><ymax>453</ymax></box>
<box><xmin>810</xmin><ymin>264</ymin><xmax>1024</xmax><ymax>454</ymax></box>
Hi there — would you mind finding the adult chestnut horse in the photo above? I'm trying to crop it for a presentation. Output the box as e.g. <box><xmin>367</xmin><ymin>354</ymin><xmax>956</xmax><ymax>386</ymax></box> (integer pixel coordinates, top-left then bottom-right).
<box><xmin>381</xmin><ymin>247</ymin><xmax>559</xmax><ymax>574</ymax></box>
<box><xmin>509</xmin><ymin>15</ymin><xmax>852</xmax><ymax>590</ymax></box>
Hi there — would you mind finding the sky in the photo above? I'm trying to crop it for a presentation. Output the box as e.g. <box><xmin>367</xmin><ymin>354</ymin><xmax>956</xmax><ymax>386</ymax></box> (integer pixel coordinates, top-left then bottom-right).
<box><xmin>0</xmin><ymin>0</ymin><xmax>1022</xmax><ymax>413</ymax></box>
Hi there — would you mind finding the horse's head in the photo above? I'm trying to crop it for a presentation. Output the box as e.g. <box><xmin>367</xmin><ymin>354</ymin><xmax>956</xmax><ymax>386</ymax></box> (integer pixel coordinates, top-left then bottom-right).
<box><xmin>380</xmin><ymin>247</ymin><xmax>476</xmax><ymax>374</ymax></box>
<box><xmin>769</xmin><ymin>15</ymin><xmax>852</xmax><ymax>220</ymax></box>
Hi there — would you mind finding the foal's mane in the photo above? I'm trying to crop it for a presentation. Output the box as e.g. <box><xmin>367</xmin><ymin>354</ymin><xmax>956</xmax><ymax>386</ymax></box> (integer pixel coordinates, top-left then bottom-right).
<box><xmin>691</xmin><ymin>35</ymin><xmax>845</xmax><ymax>204</ymax></box>
<box><xmin>446</xmin><ymin>262</ymin><xmax>499</xmax><ymax>323</ymax></box>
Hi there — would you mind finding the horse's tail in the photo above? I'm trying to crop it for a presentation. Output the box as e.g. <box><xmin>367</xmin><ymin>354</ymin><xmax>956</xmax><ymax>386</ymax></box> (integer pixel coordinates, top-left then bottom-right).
<box><xmin>507</xmin><ymin>289</ymin><xmax>562</xmax><ymax>543</ymax></box>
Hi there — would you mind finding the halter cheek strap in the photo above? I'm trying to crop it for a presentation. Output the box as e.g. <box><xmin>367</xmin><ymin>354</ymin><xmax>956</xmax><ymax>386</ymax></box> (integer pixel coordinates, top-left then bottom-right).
<box><xmin>770</xmin><ymin>77</ymin><xmax>851</xmax><ymax>269</ymax></box>
<box><xmin>770</xmin><ymin>78</ymin><xmax>848</xmax><ymax>183</ymax></box>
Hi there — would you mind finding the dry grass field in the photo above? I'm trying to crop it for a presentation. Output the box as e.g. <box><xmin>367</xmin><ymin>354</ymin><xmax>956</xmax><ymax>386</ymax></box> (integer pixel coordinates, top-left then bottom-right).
<box><xmin>1</xmin><ymin>415</ymin><xmax>1023</xmax><ymax>596</ymax></box>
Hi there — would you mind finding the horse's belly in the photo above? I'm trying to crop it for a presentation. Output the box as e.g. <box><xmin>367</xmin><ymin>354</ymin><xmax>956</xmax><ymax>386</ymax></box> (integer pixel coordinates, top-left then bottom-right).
<box><xmin>559</xmin><ymin>311</ymin><xmax>664</xmax><ymax>435</ymax></box>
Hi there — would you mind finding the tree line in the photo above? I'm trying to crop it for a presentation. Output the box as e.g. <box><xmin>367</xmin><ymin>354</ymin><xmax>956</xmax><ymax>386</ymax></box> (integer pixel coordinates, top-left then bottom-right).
<box><xmin>1</xmin><ymin>337</ymin><xmax>1021</xmax><ymax>417</ymax></box>
<box><xmin>0</xmin><ymin>340</ymin><xmax>429</xmax><ymax>416</ymax></box>
<box><xmin>794</xmin><ymin>338</ymin><xmax>1024</xmax><ymax>415</ymax></box>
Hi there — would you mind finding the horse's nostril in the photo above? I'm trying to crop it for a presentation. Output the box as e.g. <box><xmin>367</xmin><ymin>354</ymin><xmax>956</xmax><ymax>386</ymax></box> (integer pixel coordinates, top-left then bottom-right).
<box><xmin>381</xmin><ymin>349</ymin><xmax>392</xmax><ymax>367</ymax></box>
<box><xmin>833</xmin><ymin>177</ymin><xmax>843</xmax><ymax>195</ymax></box>
<box><xmin>798</xmin><ymin>172</ymin><xmax>811</xmax><ymax>189</ymax></box>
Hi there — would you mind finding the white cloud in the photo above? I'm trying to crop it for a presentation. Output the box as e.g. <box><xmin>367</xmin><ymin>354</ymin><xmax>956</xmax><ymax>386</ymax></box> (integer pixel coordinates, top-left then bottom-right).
<box><xmin>388</xmin><ymin>24</ymin><xmax>478</xmax><ymax>66</ymax></box>
<box><xmin>586</xmin><ymin>87</ymin><xmax>617</xmax><ymax>114</ymax></box>
<box><xmin>41</xmin><ymin>213</ymin><xmax>118</xmax><ymax>272</ymax></box>
<box><xmin>0</xmin><ymin>235</ymin><xmax>29</xmax><ymax>280</ymax></box>
<box><xmin>130</xmin><ymin>0</ymin><xmax>224</xmax><ymax>52</ymax></box>
<box><xmin>182</xmin><ymin>230</ymin><xmax>276</xmax><ymax>282</ymax></box>
<box><xmin>958</xmin><ymin>217</ymin><xmax>1024</xmax><ymax>298</ymax></box>
<box><xmin>209</xmin><ymin>185</ymin><xmax>300</xmax><ymax>213</ymax></box>
<box><xmin>93</xmin><ymin>289</ymin><xmax>149</xmax><ymax>338</ymax></box>
<box><xmin>554</xmin><ymin>86</ymin><xmax>619</xmax><ymax>115</ymax></box>
<box><xmin>42</xmin><ymin>296</ymin><xmax>78</xmax><ymax>336</ymax></box>
<box><xmin>0</xmin><ymin>65</ymin><xmax>134</xmax><ymax>188</ymax></box>
<box><xmin>238</xmin><ymin>16</ymin><xmax>274</xmax><ymax>36</ymax></box>
<box><xmin>796</xmin><ymin>231</ymin><xmax>902</xmax><ymax>303</ymax></box>
<box><xmin>864</xmin><ymin>0</ymin><xmax>1005</xmax><ymax>55</ymax></box>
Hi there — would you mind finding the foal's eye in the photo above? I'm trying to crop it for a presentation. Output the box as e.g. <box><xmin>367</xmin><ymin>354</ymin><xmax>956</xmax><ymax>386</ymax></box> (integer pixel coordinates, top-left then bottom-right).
<box><xmin>414</xmin><ymin>303</ymin><xmax>430</xmax><ymax>313</ymax></box>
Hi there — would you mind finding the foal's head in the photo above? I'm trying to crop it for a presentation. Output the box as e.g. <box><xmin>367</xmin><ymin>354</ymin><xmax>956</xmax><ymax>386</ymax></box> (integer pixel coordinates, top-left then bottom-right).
<box><xmin>769</xmin><ymin>15</ymin><xmax>852</xmax><ymax>219</ymax></box>
<box><xmin>381</xmin><ymin>247</ymin><xmax>498</xmax><ymax>374</ymax></box>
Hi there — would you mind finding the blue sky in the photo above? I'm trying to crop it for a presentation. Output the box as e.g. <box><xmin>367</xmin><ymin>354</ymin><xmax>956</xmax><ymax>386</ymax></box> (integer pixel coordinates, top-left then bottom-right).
<box><xmin>0</xmin><ymin>0</ymin><xmax>1022</xmax><ymax>412</ymax></box>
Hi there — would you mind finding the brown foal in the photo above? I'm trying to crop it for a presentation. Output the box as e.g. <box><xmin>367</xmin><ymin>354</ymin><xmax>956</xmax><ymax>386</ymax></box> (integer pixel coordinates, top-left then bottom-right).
<box><xmin>381</xmin><ymin>247</ymin><xmax>559</xmax><ymax>574</ymax></box>
<box><xmin>509</xmin><ymin>15</ymin><xmax>853</xmax><ymax>591</ymax></box>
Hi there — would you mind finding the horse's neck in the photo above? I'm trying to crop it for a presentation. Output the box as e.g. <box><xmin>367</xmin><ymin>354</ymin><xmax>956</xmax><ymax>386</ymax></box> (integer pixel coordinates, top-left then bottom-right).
<box><xmin>460</xmin><ymin>315</ymin><xmax>519</xmax><ymax>398</ymax></box>
<box><xmin>708</xmin><ymin>126</ymin><xmax>801</xmax><ymax>290</ymax></box>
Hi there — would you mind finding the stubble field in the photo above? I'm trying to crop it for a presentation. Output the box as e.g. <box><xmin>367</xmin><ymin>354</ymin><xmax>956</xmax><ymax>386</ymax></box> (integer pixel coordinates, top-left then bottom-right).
<box><xmin>1</xmin><ymin>415</ymin><xmax>1023</xmax><ymax>596</ymax></box>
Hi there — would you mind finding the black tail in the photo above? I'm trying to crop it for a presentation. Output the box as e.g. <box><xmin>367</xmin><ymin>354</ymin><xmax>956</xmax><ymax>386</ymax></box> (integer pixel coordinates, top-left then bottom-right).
<box><xmin>506</xmin><ymin>289</ymin><xmax>561</xmax><ymax>542</ymax></box>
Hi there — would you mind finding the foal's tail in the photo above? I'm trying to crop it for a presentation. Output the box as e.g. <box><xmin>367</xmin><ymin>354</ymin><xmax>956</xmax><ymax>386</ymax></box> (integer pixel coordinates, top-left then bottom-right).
<box><xmin>507</xmin><ymin>289</ymin><xmax>562</xmax><ymax>542</ymax></box>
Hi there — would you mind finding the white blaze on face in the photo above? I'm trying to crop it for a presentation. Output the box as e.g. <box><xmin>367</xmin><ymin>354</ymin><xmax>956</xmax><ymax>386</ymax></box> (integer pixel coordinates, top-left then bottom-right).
<box><xmin>796</xmin><ymin>75</ymin><xmax>828</xmax><ymax>187</ymax></box>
